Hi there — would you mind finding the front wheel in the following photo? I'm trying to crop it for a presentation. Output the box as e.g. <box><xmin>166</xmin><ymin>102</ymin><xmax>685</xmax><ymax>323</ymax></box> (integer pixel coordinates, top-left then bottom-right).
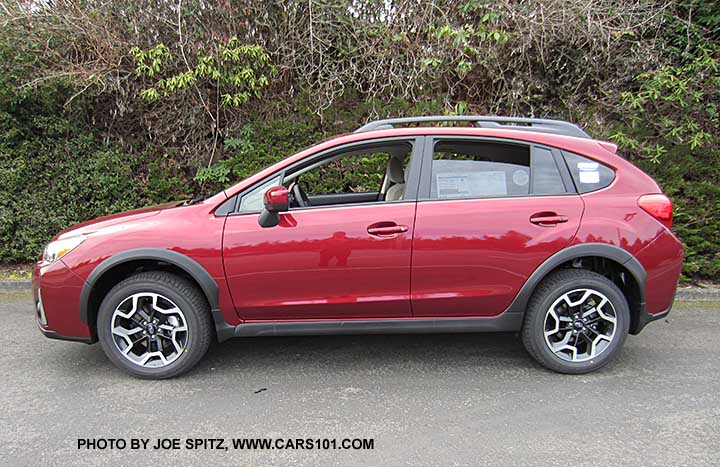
<box><xmin>521</xmin><ymin>269</ymin><xmax>630</xmax><ymax>374</ymax></box>
<box><xmin>97</xmin><ymin>271</ymin><xmax>213</xmax><ymax>379</ymax></box>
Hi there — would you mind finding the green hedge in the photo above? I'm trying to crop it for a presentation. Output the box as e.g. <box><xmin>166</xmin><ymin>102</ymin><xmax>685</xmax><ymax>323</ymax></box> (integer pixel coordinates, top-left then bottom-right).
<box><xmin>3</xmin><ymin>1</ymin><xmax>715</xmax><ymax>281</ymax></box>
<box><xmin>636</xmin><ymin>151</ymin><xmax>720</xmax><ymax>279</ymax></box>
<box><xmin>0</xmin><ymin>112</ymin><xmax>138</xmax><ymax>262</ymax></box>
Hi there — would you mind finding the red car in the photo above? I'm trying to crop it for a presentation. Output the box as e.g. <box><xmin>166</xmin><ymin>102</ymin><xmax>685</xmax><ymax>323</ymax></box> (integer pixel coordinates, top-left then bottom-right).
<box><xmin>33</xmin><ymin>116</ymin><xmax>683</xmax><ymax>379</ymax></box>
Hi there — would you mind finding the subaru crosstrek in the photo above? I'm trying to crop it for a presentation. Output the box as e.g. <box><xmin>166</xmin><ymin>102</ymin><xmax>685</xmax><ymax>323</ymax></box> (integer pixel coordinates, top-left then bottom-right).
<box><xmin>33</xmin><ymin>116</ymin><xmax>684</xmax><ymax>379</ymax></box>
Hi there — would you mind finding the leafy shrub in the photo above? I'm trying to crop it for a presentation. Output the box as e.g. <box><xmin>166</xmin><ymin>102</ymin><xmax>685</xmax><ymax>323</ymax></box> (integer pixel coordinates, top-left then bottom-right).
<box><xmin>638</xmin><ymin>154</ymin><xmax>720</xmax><ymax>279</ymax></box>
<box><xmin>0</xmin><ymin>113</ymin><xmax>138</xmax><ymax>262</ymax></box>
<box><xmin>195</xmin><ymin>120</ymin><xmax>324</xmax><ymax>193</ymax></box>
<box><xmin>609</xmin><ymin>45</ymin><xmax>720</xmax><ymax>280</ymax></box>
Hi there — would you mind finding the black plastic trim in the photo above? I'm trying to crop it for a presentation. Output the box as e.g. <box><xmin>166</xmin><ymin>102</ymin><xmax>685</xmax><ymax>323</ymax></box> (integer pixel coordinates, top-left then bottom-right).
<box><xmin>214</xmin><ymin>195</ymin><xmax>238</xmax><ymax>216</ymax></box>
<box><xmin>550</xmin><ymin>147</ymin><xmax>576</xmax><ymax>193</ymax></box>
<box><xmin>79</xmin><ymin>248</ymin><xmax>235</xmax><ymax>342</ymax></box>
<box><xmin>258</xmin><ymin>209</ymin><xmax>280</xmax><ymax>228</ymax></box>
<box><xmin>233</xmin><ymin>312</ymin><xmax>523</xmax><ymax>337</ymax></box>
<box><xmin>38</xmin><ymin>323</ymin><xmax>94</xmax><ymax>344</ymax></box>
<box><xmin>631</xmin><ymin>295</ymin><xmax>673</xmax><ymax>335</ymax></box>
<box><xmin>505</xmin><ymin>242</ymin><xmax>647</xmax><ymax>315</ymax></box>
<box><xmin>307</xmin><ymin>191</ymin><xmax>380</xmax><ymax>206</ymax></box>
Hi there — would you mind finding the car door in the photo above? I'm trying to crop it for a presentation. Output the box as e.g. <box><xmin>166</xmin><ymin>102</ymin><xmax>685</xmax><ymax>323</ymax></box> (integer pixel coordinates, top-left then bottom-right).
<box><xmin>222</xmin><ymin>137</ymin><xmax>423</xmax><ymax>321</ymax></box>
<box><xmin>411</xmin><ymin>136</ymin><xmax>584</xmax><ymax>317</ymax></box>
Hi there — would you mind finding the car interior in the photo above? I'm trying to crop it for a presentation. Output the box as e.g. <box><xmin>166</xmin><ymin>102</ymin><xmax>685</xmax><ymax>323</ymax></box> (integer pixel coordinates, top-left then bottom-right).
<box><xmin>283</xmin><ymin>142</ymin><xmax>412</xmax><ymax>208</ymax></box>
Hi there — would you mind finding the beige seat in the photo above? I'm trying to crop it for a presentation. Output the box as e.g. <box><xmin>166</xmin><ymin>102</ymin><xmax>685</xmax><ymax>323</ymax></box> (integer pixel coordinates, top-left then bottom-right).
<box><xmin>385</xmin><ymin>157</ymin><xmax>405</xmax><ymax>201</ymax></box>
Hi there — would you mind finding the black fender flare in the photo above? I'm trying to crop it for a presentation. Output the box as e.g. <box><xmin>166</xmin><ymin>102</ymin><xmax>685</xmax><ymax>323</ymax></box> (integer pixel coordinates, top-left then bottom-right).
<box><xmin>79</xmin><ymin>248</ymin><xmax>234</xmax><ymax>341</ymax></box>
<box><xmin>505</xmin><ymin>242</ymin><xmax>647</xmax><ymax>315</ymax></box>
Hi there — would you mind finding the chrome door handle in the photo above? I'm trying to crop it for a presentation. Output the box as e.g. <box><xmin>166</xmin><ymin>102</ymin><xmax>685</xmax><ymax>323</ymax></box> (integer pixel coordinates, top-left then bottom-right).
<box><xmin>367</xmin><ymin>224</ymin><xmax>408</xmax><ymax>236</ymax></box>
<box><xmin>530</xmin><ymin>214</ymin><xmax>568</xmax><ymax>226</ymax></box>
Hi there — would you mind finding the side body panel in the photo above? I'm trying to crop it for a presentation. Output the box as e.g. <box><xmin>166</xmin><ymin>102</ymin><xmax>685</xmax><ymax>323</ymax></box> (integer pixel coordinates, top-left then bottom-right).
<box><xmin>222</xmin><ymin>203</ymin><xmax>416</xmax><ymax>320</ymax></box>
<box><xmin>411</xmin><ymin>196</ymin><xmax>583</xmax><ymax>316</ymax></box>
<box><xmin>572</xmin><ymin>163</ymin><xmax>683</xmax><ymax>315</ymax></box>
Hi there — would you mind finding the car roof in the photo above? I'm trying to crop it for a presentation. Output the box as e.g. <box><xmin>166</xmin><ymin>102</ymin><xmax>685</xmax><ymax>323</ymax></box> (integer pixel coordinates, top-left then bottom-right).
<box><xmin>350</xmin><ymin>126</ymin><xmax>612</xmax><ymax>150</ymax></box>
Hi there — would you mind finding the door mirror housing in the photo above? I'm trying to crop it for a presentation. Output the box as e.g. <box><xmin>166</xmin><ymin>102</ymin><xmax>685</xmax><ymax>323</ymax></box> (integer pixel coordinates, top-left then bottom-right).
<box><xmin>264</xmin><ymin>186</ymin><xmax>289</xmax><ymax>213</ymax></box>
<box><xmin>259</xmin><ymin>186</ymin><xmax>288</xmax><ymax>228</ymax></box>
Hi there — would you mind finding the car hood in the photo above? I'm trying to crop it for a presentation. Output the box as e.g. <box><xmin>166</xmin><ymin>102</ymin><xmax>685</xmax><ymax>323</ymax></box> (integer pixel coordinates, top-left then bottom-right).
<box><xmin>55</xmin><ymin>201</ymin><xmax>184</xmax><ymax>240</ymax></box>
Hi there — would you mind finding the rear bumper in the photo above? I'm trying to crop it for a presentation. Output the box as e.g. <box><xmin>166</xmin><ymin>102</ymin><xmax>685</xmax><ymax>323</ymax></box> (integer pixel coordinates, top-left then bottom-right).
<box><xmin>631</xmin><ymin>300</ymin><xmax>672</xmax><ymax>335</ymax></box>
<box><xmin>631</xmin><ymin>229</ymin><xmax>683</xmax><ymax>334</ymax></box>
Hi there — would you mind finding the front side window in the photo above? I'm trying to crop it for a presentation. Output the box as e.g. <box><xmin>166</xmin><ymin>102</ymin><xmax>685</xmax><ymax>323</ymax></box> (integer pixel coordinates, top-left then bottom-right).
<box><xmin>300</xmin><ymin>151</ymin><xmax>394</xmax><ymax>196</ymax></box>
<box><xmin>284</xmin><ymin>141</ymin><xmax>413</xmax><ymax>207</ymax></box>
<box><xmin>238</xmin><ymin>175</ymin><xmax>281</xmax><ymax>213</ymax></box>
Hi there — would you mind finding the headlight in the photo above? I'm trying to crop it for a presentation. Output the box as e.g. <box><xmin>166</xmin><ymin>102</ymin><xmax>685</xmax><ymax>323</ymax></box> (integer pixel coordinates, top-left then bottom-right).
<box><xmin>41</xmin><ymin>235</ymin><xmax>86</xmax><ymax>267</ymax></box>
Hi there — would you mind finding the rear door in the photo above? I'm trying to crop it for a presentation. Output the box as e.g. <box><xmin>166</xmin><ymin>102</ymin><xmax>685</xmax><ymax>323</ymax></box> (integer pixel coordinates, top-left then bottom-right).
<box><xmin>410</xmin><ymin>136</ymin><xmax>584</xmax><ymax>317</ymax></box>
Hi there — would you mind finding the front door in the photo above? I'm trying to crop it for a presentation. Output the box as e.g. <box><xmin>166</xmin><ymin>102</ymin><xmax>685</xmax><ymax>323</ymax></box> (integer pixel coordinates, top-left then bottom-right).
<box><xmin>222</xmin><ymin>138</ymin><xmax>421</xmax><ymax>321</ymax></box>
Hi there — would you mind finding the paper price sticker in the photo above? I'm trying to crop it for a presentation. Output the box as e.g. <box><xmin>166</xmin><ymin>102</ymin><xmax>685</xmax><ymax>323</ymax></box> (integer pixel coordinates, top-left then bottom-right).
<box><xmin>577</xmin><ymin>162</ymin><xmax>600</xmax><ymax>184</ymax></box>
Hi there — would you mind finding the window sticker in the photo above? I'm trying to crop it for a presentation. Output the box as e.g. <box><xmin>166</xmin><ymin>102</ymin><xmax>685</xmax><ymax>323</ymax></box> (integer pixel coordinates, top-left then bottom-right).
<box><xmin>577</xmin><ymin>162</ymin><xmax>600</xmax><ymax>184</ymax></box>
<box><xmin>512</xmin><ymin>169</ymin><xmax>529</xmax><ymax>186</ymax></box>
<box><xmin>436</xmin><ymin>171</ymin><xmax>507</xmax><ymax>198</ymax></box>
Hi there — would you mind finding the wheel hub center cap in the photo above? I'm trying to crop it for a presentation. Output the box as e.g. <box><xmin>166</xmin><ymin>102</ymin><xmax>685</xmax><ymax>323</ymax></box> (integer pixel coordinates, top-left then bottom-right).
<box><xmin>573</xmin><ymin>321</ymin><xmax>584</xmax><ymax>330</ymax></box>
<box><xmin>145</xmin><ymin>323</ymin><xmax>157</xmax><ymax>335</ymax></box>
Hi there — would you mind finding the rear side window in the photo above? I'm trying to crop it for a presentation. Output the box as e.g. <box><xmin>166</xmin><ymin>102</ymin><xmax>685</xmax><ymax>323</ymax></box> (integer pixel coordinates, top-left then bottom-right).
<box><xmin>428</xmin><ymin>141</ymin><xmax>567</xmax><ymax>199</ymax></box>
<box><xmin>562</xmin><ymin>151</ymin><xmax>615</xmax><ymax>193</ymax></box>
<box><xmin>431</xmin><ymin>141</ymin><xmax>530</xmax><ymax>199</ymax></box>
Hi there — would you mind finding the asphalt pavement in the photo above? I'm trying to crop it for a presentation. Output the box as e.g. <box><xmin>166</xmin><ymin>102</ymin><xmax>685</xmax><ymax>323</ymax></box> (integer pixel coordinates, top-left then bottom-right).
<box><xmin>1</xmin><ymin>293</ymin><xmax>718</xmax><ymax>466</ymax></box>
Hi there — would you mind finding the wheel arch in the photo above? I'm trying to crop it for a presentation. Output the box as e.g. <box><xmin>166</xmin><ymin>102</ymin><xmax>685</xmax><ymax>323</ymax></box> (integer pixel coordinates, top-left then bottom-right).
<box><xmin>507</xmin><ymin>243</ymin><xmax>647</xmax><ymax>334</ymax></box>
<box><xmin>79</xmin><ymin>248</ymin><xmax>223</xmax><ymax>341</ymax></box>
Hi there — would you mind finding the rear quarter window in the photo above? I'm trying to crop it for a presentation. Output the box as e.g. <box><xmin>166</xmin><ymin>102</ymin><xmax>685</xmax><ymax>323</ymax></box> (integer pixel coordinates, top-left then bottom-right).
<box><xmin>562</xmin><ymin>151</ymin><xmax>615</xmax><ymax>193</ymax></box>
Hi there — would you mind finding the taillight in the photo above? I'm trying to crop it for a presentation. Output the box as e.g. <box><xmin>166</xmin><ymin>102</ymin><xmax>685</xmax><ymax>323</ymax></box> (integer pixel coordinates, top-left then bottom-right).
<box><xmin>638</xmin><ymin>194</ymin><xmax>673</xmax><ymax>229</ymax></box>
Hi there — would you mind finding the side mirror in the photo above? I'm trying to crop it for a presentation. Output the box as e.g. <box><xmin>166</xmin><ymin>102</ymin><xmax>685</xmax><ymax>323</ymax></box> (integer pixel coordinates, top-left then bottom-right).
<box><xmin>263</xmin><ymin>186</ymin><xmax>289</xmax><ymax>213</ymax></box>
<box><xmin>258</xmin><ymin>186</ymin><xmax>288</xmax><ymax>228</ymax></box>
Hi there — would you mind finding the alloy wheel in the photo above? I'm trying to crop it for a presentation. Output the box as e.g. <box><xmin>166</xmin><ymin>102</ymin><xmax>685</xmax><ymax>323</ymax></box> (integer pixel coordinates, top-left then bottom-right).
<box><xmin>543</xmin><ymin>288</ymin><xmax>617</xmax><ymax>362</ymax></box>
<box><xmin>110</xmin><ymin>292</ymin><xmax>189</xmax><ymax>368</ymax></box>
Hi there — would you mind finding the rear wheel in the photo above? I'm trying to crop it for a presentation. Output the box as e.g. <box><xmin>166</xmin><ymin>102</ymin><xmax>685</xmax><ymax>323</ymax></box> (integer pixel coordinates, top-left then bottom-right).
<box><xmin>521</xmin><ymin>269</ymin><xmax>630</xmax><ymax>374</ymax></box>
<box><xmin>97</xmin><ymin>271</ymin><xmax>213</xmax><ymax>379</ymax></box>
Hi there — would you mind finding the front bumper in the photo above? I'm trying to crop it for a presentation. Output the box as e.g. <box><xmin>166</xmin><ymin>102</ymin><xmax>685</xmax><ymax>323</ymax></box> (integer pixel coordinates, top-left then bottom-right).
<box><xmin>33</xmin><ymin>260</ymin><xmax>95</xmax><ymax>343</ymax></box>
<box><xmin>37</xmin><ymin>321</ymin><xmax>94</xmax><ymax>343</ymax></box>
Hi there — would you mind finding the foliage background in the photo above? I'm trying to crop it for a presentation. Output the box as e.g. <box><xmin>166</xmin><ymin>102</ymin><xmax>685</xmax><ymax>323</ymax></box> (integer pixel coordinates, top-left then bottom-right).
<box><xmin>0</xmin><ymin>0</ymin><xmax>718</xmax><ymax>280</ymax></box>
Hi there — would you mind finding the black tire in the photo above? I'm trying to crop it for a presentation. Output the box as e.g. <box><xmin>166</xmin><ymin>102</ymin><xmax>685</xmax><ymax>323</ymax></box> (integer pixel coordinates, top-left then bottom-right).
<box><xmin>97</xmin><ymin>271</ymin><xmax>213</xmax><ymax>379</ymax></box>
<box><xmin>521</xmin><ymin>269</ymin><xmax>630</xmax><ymax>374</ymax></box>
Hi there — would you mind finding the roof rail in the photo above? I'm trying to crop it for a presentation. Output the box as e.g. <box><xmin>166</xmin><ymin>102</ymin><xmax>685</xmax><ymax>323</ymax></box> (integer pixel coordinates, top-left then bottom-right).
<box><xmin>354</xmin><ymin>115</ymin><xmax>591</xmax><ymax>139</ymax></box>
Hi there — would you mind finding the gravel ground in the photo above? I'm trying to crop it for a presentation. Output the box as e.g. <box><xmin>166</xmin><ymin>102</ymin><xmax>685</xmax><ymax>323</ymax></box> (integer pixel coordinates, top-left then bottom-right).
<box><xmin>1</xmin><ymin>293</ymin><xmax>718</xmax><ymax>466</ymax></box>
